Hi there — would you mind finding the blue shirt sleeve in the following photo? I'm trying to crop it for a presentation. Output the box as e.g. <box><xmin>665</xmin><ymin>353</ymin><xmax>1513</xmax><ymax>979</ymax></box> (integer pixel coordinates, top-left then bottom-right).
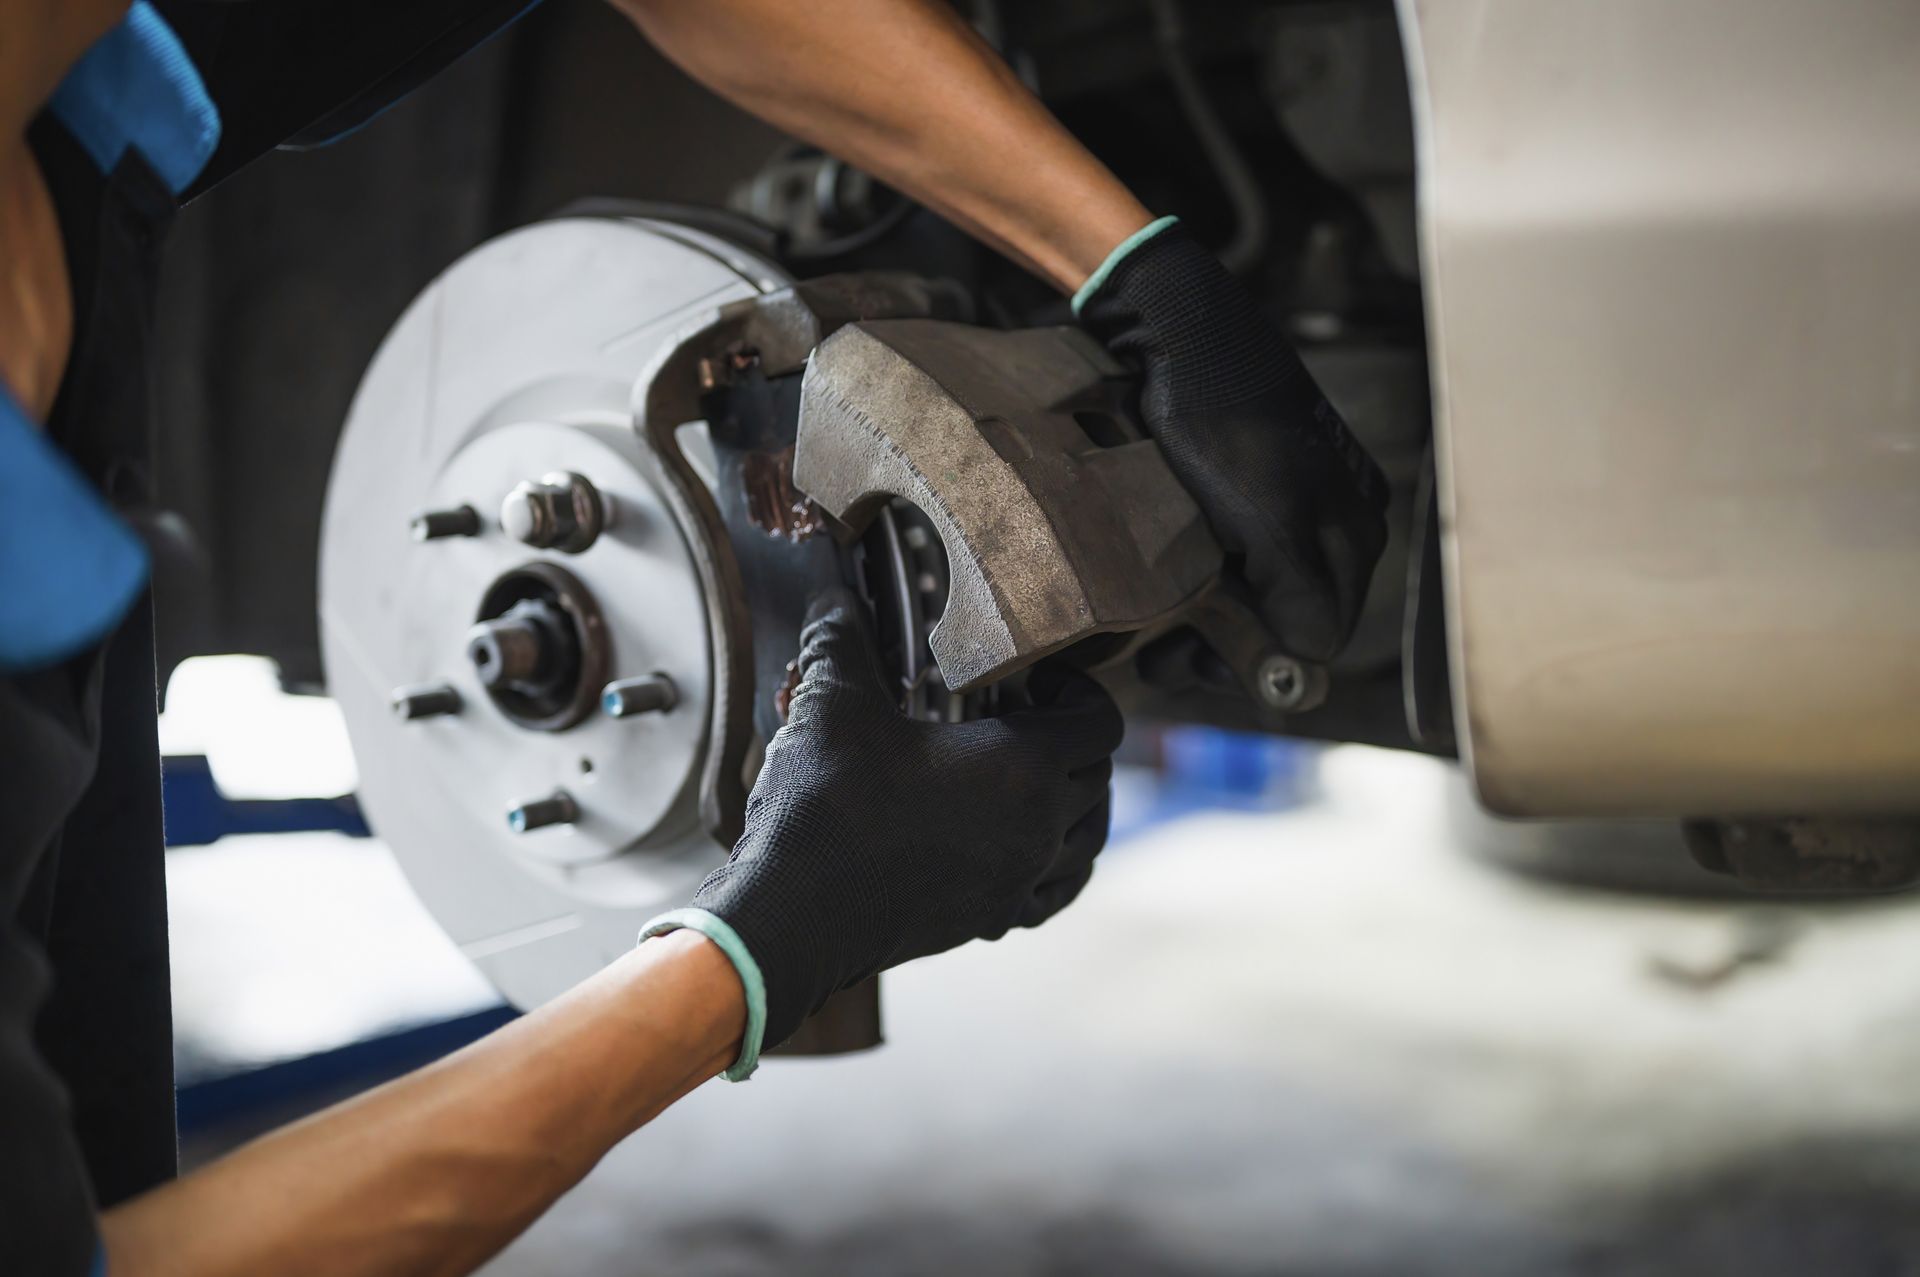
<box><xmin>3</xmin><ymin>0</ymin><xmax>219</xmax><ymax>672</ymax></box>
<box><xmin>0</xmin><ymin>390</ymin><xmax>149</xmax><ymax>673</ymax></box>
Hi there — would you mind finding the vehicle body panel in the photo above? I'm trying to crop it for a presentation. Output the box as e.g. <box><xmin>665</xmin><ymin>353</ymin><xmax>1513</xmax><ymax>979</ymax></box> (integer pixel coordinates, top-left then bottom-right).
<box><xmin>1400</xmin><ymin>0</ymin><xmax>1920</xmax><ymax>815</ymax></box>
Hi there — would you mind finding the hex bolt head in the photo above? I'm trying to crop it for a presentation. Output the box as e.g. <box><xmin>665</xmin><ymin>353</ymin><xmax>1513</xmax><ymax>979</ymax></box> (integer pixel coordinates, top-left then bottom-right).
<box><xmin>499</xmin><ymin>472</ymin><xmax>607</xmax><ymax>554</ymax></box>
<box><xmin>410</xmin><ymin>505</ymin><xmax>481</xmax><ymax>541</ymax></box>
<box><xmin>507</xmin><ymin>791</ymin><xmax>578</xmax><ymax>834</ymax></box>
<box><xmin>602</xmin><ymin>673</ymin><xmax>677</xmax><ymax>719</ymax></box>
<box><xmin>1256</xmin><ymin>656</ymin><xmax>1302</xmax><ymax>709</ymax></box>
<box><xmin>1254</xmin><ymin>653</ymin><xmax>1327</xmax><ymax>714</ymax></box>
<box><xmin>390</xmin><ymin>683</ymin><xmax>463</xmax><ymax>720</ymax></box>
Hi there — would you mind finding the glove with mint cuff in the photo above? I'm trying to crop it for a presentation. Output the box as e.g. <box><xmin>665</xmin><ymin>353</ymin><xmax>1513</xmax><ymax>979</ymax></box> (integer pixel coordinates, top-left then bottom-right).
<box><xmin>641</xmin><ymin>587</ymin><xmax>1124</xmax><ymax>1080</ymax></box>
<box><xmin>1075</xmin><ymin>216</ymin><xmax>1390</xmax><ymax>662</ymax></box>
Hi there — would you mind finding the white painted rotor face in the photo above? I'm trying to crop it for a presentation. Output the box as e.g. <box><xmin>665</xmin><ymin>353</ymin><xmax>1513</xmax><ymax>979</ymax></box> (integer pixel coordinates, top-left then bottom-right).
<box><xmin>319</xmin><ymin>218</ymin><xmax>786</xmax><ymax>1009</ymax></box>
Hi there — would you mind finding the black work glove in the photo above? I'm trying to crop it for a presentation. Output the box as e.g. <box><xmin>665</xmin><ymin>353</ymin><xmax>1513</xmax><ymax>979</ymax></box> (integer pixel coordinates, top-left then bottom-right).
<box><xmin>1077</xmin><ymin>218</ymin><xmax>1390</xmax><ymax>662</ymax></box>
<box><xmin>648</xmin><ymin>588</ymin><xmax>1123</xmax><ymax>1072</ymax></box>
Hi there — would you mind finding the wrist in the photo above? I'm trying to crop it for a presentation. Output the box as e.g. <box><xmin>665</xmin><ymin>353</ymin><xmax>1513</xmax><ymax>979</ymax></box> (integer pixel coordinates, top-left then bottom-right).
<box><xmin>637</xmin><ymin>928</ymin><xmax>745</xmax><ymax>1055</ymax></box>
<box><xmin>1071</xmin><ymin>214</ymin><xmax>1180</xmax><ymax>317</ymax></box>
<box><xmin>637</xmin><ymin>908</ymin><xmax>768</xmax><ymax>1081</ymax></box>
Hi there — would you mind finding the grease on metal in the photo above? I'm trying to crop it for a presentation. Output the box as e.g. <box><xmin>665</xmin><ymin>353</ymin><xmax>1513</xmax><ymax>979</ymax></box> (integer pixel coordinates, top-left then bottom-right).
<box><xmin>774</xmin><ymin>659</ymin><xmax>803</xmax><ymax>722</ymax></box>
<box><xmin>742</xmin><ymin>445</ymin><xmax>824</xmax><ymax>542</ymax></box>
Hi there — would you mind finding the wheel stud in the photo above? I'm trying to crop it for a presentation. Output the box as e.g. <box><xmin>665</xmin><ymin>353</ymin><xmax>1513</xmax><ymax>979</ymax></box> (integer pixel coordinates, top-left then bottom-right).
<box><xmin>508</xmin><ymin>791</ymin><xmax>578</xmax><ymax>833</ymax></box>
<box><xmin>602</xmin><ymin>674</ymin><xmax>677</xmax><ymax>719</ymax></box>
<box><xmin>390</xmin><ymin>683</ymin><xmax>462</xmax><ymax>720</ymax></box>
<box><xmin>410</xmin><ymin>505</ymin><xmax>481</xmax><ymax>541</ymax></box>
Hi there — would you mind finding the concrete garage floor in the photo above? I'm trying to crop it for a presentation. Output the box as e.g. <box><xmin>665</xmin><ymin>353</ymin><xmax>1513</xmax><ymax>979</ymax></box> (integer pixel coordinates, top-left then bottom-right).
<box><xmin>465</xmin><ymin>748</ymin><xmax>1920</xmax><ymax>1277</ymax></box>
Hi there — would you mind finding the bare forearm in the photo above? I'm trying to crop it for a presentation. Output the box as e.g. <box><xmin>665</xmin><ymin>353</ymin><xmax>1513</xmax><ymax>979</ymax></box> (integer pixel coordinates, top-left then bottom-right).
<box><xmin>1</xmin><ymin>0</ymin><xmax>125</xmax><ymax>418</ymax></box>
<box><xmin>0</xmin><ymin>0</ymin><xmax>129</xmax><ymax>137</ymax></box>
<box><xmin>100</xmin><ymin>931</ymin><xmax>743</xmax><ymax>1277</ymax></box>
<box><xmin>612</xmin><ymin>0</ymin><xmax>1151</xmax><ymax>292</ymax></box>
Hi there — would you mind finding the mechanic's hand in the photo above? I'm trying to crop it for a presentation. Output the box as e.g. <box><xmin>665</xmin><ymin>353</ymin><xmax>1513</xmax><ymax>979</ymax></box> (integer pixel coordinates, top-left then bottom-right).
<box><xmin>686</xmin><ymin>587</ymin><xmax>1122</xmax><ymax>1052</ymax></box>
<box><xmin>1077</xmin><ymin>218</ymin><xmax>1390</xmax><ymax>662</ymax></box>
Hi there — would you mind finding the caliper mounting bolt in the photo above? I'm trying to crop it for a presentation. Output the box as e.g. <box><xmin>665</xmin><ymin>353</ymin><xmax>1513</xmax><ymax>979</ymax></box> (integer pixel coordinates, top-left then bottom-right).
<box><xmin>602</xmin><ymin>673</ymin><xmax>677</xmax><ymax>719</ymax></box>
<box><xmin>1253</xmin><ymin>652</ymin><xmax>1327</xmax><ymax>714</ymax></box>
<box><xmin>390</xmin><ymin>683</ymin><xmax>462</xmax><ymax>720</ymax></box>
<box><xmin>507</xmin><ymin>791</ymin><xmax>578</xmax><ymax>834</ymax></box>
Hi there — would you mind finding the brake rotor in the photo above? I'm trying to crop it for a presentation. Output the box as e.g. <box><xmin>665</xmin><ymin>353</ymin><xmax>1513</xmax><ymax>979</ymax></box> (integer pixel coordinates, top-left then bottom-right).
<box><xmin>319</xmin><ymin>217</ymin><xmax>790</xmax><ymax>1009</ymax></box>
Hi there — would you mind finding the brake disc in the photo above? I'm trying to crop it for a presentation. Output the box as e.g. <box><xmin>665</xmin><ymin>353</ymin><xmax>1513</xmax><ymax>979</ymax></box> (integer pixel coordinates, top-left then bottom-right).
<box><xmin>320</xmin><ymin>212</ymin><xmax>1280</xmax><ymax>1022</ymax></box>
<box><xmin>320</xmin><ymin>217</ymin><xmax>791</xmax><ymax>1009</ymax></box>
<box><xmin>322</xmin><ymin>212</ymin><xmax>975</xmax><ymax>1031</ymax></box>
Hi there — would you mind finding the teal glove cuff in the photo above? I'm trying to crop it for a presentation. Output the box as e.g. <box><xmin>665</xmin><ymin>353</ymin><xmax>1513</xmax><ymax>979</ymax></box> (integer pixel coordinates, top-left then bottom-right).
<box><xmin>1071</xmin><ymin>215</ymin><xmax>1180</xmax><ymax>317</ymax></box>
<box><xmin>638</xmin><ymin>908</ymin><xmax>767</xmax><ymax>1082</ymax></box>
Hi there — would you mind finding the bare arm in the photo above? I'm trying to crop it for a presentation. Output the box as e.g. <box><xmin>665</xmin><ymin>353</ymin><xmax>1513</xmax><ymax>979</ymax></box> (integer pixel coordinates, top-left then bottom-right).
<box><xmin>0</xmin><ymin>0</ymin><xmax>124</xmax><ymax>419</ymax></box>
<box><xmin>0</xmin><ymin>1</ymin><xmax>128</xmax><ymax>140</ymax></box>
<box><xmin>99</xmin><ymin>931</ymin><xmax>744</xmax><ymax>1277</ymax></box>
<box><xmin>0</xmin><ymin>139</ymin><xmax>68</xmax><ymax>419</ymax></box>
<box><xmin>608</xmin><ymin>0</ymin><xmax>1153</xmax><ymax>293</ymax></box>
<box><xmin>90</xmin><ymin>588</ymin><xmax>1126</xmax><ymax>1277</ymax></box>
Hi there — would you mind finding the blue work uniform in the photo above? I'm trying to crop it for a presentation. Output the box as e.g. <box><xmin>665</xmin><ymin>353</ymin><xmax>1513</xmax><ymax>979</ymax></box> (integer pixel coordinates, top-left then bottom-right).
<box><xmin>1</xmin><ymin>4</ymin><xmax>538</xmax><ymax>1272</ymax></box>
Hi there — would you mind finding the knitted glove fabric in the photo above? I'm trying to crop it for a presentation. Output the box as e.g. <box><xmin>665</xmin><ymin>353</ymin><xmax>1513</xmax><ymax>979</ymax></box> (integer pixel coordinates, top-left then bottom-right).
<box><xmin>1077</xmin><ymin>218</ymin><xmax>1390</xmax><ymax>661</ymax></box>
<box><xmin>688</xmin><ymin>588</ymin><xmax>1123</xmax><ymax>1050</ymax></box>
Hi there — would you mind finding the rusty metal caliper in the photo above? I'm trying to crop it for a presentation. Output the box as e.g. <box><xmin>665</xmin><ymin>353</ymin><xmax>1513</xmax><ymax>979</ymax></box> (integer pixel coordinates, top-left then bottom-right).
<box><xmin>792</xmin><ymin>317</ymin><xmax>1327</xmax><ymax>712</ymax></box>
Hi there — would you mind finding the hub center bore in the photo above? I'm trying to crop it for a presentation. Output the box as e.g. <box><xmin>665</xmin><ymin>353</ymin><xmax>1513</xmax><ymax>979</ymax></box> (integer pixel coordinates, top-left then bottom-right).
<box><xmin>468</xmin><ymin>598</ymin><xmax>577</xmax><ymax>693</ymax></box>
<box><xmin>468</xmin><ymin>562</ymin><xmax>611</xmax><ymax>732</ymax></box>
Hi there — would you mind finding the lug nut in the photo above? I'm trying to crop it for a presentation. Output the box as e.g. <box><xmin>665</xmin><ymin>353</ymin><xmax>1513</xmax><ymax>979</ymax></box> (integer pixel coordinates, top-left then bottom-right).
<box><xmin>410</xmin><ymin>505</ymin><xmax>481</xmax><ymax>541</ymax></box>
<box><xmin>390</xmin><ymin>683</ymin><xmax>462</xmax><ymax>720</ymax></box>
<box><xmin>507</xmin><ymin>791</ymin><xmax>578</xmax><ymax>833</ymax></box>
<box><xmin>602</xmin><ymin>673</ymin><xmax>677</xmax><ymax>719</ymax></box>
<box><xmin>500</xmin><ymin>472</ymin><xmax>607</xmax><ymax>554</ymax></box>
